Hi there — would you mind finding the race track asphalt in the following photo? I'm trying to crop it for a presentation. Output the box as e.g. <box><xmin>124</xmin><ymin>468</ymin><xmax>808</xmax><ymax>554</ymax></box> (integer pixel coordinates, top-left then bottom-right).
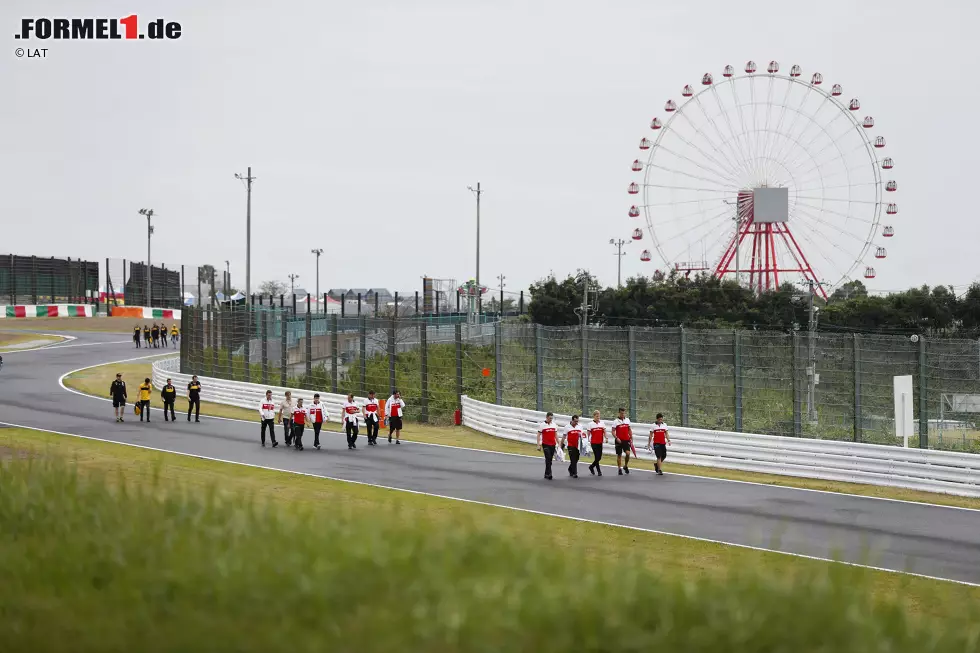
<box><xmin>2</xmin><ymin>329</ymin><xmax>980</xmax><ymax>585</ymax></box>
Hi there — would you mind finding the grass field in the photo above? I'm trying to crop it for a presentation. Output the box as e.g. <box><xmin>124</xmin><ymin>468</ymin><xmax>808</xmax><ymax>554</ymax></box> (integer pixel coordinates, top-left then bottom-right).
<box><xmin>1</xmin><ymin>426</ymin><xmax>979</xmax><ymax>651</ymax></box>
<box><xmin>0</xmin><ymin>317</ymin><xmax>179</xmax><ymax>334</ymax></box>
<box><xmin>63</xmin><ymin>358</ymin><xmax>980</xmax><ymax>511</ymax></box>
<box><xmin>0</xmin><ymin>331</ymin><xmax>65</xmax><ymax>351</ymax></box>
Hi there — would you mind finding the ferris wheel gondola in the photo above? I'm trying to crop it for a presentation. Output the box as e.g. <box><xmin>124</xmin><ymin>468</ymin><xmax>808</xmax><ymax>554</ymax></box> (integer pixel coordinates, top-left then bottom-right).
<box><xmin>627</xmin><ymin>60</ymin><xmax>898</xmax><ymax>298</ymax></box>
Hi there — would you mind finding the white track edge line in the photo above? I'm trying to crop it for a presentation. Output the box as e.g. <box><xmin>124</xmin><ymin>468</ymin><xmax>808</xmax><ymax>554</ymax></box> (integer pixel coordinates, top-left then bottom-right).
<box><xmin>55</xmin><ymin>355</ymin><xmax>980</xmax><ymax>514</ymax></box>
<box><xmin>1</xmin><ymin>419</ymin><xmax>977</xmax><ymax>589</ymax></box>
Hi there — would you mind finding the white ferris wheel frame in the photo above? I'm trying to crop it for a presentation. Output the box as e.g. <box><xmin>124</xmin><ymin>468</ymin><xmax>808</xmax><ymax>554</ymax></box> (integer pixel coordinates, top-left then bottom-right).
<box><xmin>638</xmin><ymin>68</ymin><xmax>887</xmax><ymax>294</ymax></box>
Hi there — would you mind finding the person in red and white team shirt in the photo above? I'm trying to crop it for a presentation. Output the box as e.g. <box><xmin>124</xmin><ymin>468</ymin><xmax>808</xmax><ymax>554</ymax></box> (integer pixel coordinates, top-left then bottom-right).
<box><xmin>646</xmin><ymin>412</ymin><xmax>671</xmax><ymax>475</ymax></box>
<box><xmin>291</xmin><ymin>398</ymin><xmax>309</xmax><ymax>451</ymax></box>
<box><xmin>363</xmin><ymin>390</ymin><xmax>381</xmax><ymax>445</ymax></box>
<box><xmin>612</xmin><ymin>407</ymin><xmax>634</xmax><ymax>476</ymax></box>
<box><xmin>587</xmin><ymin>410</ymin><xmax>608</xmax><ymax>476</ymax></box>
<box><xmin>386</xmin><ymin>390</ymin><xmax>406</xmax><ymax>444</ymax></box>
<box><xmin>536</xmin><ymin>412</ymin><xmax>559</xmax><ymax>480</ymax></box>
<box><xmin>560</xmin><ymin>414</ymin><xmax>584</xmax><ymax>478</ymax></box>
<box><xmin>258</xmin><ymin>390</ymin><xmax>279</xmax><ymax>448</ymax></box>
<box><xmin>308</xmin><ymin>393</ymin><xmax>330</xmax><ymax>450</ymax></box>
<box><xmin>342</xmin><ymin>393</ymin><xmax>362</xmax><ymax>450</ymax></box>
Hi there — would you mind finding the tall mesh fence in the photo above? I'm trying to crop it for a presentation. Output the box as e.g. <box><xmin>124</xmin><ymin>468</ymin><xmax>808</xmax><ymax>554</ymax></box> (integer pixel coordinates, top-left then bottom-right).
<box><xmin>1</xmin><ymin>254</ymin><xmax>99</xmax><ymax>305</ymax></box>
<box><xmin>179</xmin><ymin>305</ymin><xmax>980</xmax><ymax>453</ymax></box>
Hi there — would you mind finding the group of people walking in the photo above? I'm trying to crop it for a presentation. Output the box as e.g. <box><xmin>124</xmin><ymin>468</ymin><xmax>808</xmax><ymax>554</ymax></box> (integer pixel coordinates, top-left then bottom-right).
<box><xmin>537</xmin><ymin>408</ymin><xmax>671</xmax><ymax>480</ymax></box>
<box><xmin>133</xmin><ymin>323</ymin><xmax>179</xmax><ymax>349</ymax></box>
<box><xmin>259</xmin><ymin>389</ymin><xmax>406</xmax><ymax>451</ymax></box>
<box><xmin>109</xmin><ymin>373</ymin><xmax>202</xmax><ymax>423</ymax></box>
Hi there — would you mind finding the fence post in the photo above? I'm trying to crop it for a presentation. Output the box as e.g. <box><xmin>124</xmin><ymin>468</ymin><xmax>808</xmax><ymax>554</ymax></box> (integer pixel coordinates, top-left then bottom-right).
<box><xmin>305</xmin><ymin>298</ymin><xmax>312</xmax><ymax>380</ymax></box>
<box><xmin>918</xmin><ymin>335</ymin><xmax>928</xmax><ymax>448</ymax></box>
<box><xmin>628</xmin><ymin>326</ymin><xmax>637</xmax><ymax>421</ymax></box>
<box><xmin>792</xmin><ymin>331</ymin><xmax>802</xmax><ymax>437</ymax></box>
<box><xmin>31</xmin><ymin>255</ymin><xmax>37</xmax><ymax>304</ymax></box>
<box><xmin>388</xmin><ymin>315</ymin><xmax>396</xmax><ymax>395</ymax></box>
<box><xmin>280</xmin><ymin>311</ymin><xmax>288</xmax><ymax>387</ymax></box>
<box><xmin>495</xmin><ymin>322</ymin><xmax>503</xmax><ymax>405</ymax></box>
<box><xmin>519</xmin><ymin>290</ymin><xmax>524</xmax><ymax>315</ymax></box>
<box><xmin>420</xmin><ymin>323</ymin><xmax>429</xmax><ymax>423</ymax></box>
<box><xmin>581</xmin><ymin>324</ymin><xmax>590</xmax><ymax>414</ymax></box>
<box><xmin>244</xmin><ymin>306</ymin><xmax>251</xmax><ymax>381</ymax></box>
<box><xmin>455</xmin><ymin>323</ymin><xmax>463</xmax><ymax>408</ymax></box>
<box><xmin>50</xmin><ymin>256</ymin><xmax>56</xmax><ymax>304</ymax></box>
<box><xmin>415</xmin><ymin>291</ymin><xmax>419</xmax><ymax>315</ymax></box>
<box><xmin>680</xmin><ymin>326</ymin><xmax>689</xmax><ymax>427</ymax></box>
<box><xmin>357</xmin><ymin>292</ymin><xmax>362</xmax><ymax>316</ymax></box>
<box><xmin>292</xmin><ymin>294</ymin><xmax>297</xmax><ymax>316</ymax></box>
<box><xmin>734</xmin><ymin>330</ymin><xmax>743</xmax><ymax>432</ymax></box>
<box><xmin>330</xmin><ymin>313</ymin><xmax>338</xmax><ymax>394</ymax></box>
<box><xmin>535</xmin><ymin>323</ymin><xmax>544</xmax><ymax>411</ymax></box>
<box><xmin>359</xmin><ymin>316</ymin><xmax>367</xmax><ymax>396</ymax></box>
<box><xmin>261</xmin><ymin>310</ymin><xmax>269</xmax><ymax>384</ymax></box>
<box><xmin>853</xmin><ymin>333</ymin><xmax>862</xmax><ymax>442</ymax></box>
<box><xmin>180</xmin><ymin>306</ymin><xmax>189</xmax><ymax>373</ymax></box>
<box><xmin>210</xmin><ymin>306</ymin><xmax>218</xmax><ymax>377</ymax></box>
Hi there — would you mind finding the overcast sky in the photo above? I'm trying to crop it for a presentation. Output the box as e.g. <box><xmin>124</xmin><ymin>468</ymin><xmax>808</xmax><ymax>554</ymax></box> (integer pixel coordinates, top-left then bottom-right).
<box><xmin>3</xmin><ymin>0</ymin><xmax>977</xmax><ymax>299</ymax></box>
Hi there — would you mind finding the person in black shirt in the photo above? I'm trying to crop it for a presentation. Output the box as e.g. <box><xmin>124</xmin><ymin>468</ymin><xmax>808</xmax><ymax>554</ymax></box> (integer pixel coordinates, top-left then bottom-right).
<box><xmin>151</xmin><ymin>324</ymin><xmax>160</xmax><ymax>348</ymax></box>
<box><xmin>161</xmin><ymin>378</ymin><xmax>177</xmax><ymax>421</ymax></box>
<box><xmin>160</xmin><ymin>326</ymin><xmax>168</xmax><ymax>347</ymax></box>
<box><xmin>133</xmin><ymin>325</ymin><xmax>141</xmax><ymax>348</ymax></box>
<box><xmin>143</xmin><ymin>325</ymin><xmax>151</xmax><ymax>347</ymax></box>
<box><xmin>109</xmin><ymin>373</ymin><xmax>127</xmax><ymax>422</ymax></box>
<box><xmin>187</xmin><ymin>375</ymin><xmax>202</xmax><ymax>422</ymax></box>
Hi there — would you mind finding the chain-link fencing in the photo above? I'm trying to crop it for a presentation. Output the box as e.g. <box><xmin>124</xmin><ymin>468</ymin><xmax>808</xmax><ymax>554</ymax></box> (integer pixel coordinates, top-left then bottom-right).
<box><xmin>179</xmin><ymin>304</ymin><xmax>980</xmax><ymax>453</ymax></box>
<box><xmin>1</xmin><ymin>254</ymin><xmax>100</xmax><ymax>305</ymax></box>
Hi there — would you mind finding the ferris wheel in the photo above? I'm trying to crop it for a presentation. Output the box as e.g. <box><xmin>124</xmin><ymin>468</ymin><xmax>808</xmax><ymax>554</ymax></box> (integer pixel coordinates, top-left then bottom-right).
<box><xmin>628</xmin><ymin>61</ymin><xmax>897</xmax><ymax>299</ymax></box>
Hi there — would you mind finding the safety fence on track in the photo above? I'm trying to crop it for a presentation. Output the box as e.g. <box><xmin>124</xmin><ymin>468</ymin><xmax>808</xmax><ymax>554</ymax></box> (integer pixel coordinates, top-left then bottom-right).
<box><xmin>461</xmin><ymin>396</ymin><xmax>980</xmax><ymax>498</ymax></box>
<box><xmin>151</xmin><ymin>357</ymin><xmax>980</xmax><ymax>498</ymax></box>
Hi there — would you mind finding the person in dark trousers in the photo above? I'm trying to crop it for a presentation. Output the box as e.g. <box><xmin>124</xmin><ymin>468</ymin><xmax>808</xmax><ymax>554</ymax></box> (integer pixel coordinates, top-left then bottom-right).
<box><xmin>161</xmin><ymin>378</ymin><xmax>177</xmax><ymax>421</ymax></box>
<box><xmin>611</xmin><ymin>407</ymin><xmax>634</xmax><ymax>475</ymax></box>
<box><xmin>151</xmin><ymin>323</ymin><xmax>160</xmax><ymax>348</ymax></box>
<box><xmin>186</xmin><ymin>375</ymin><xmax>202</xmax><ymax>422</ymax></box>
<box><xmin>110</xmin><ymin>372</ymin><xmax>127</xmax><ymax>422</ymax></box>
<box><xmin>133</xmin><ymin>325</ymin><xmax>141</xmax><ymax>348</ymax></box>
<box><xmin>159</xmin><ymin>326</ymin><xmax>168</xmax><ymax>347</ymax></box>
<box><xmin>138</xmin><ymin>377</ymin><xmax>153</xmax><ymax>422</ymax></box>
<box><xmin>647</xmin><ymin>413</ymin><xmax>671</xmax><ymax>476</ymax></box>
<box><xmin>363</xmin><ymin>390</ymin><xmax>381</xmax><ymax>445</ymax></box>
<box><xmin>342</xmin><ymin>393</ymin><xmax>361</xmax><ymax>449</ymax></box>
<box><xmin>278</xmin><ymin>391</ymin><xmax>295</xmax><ymax>446</ymax></box>
<box><xmin>536</xmin><ymin>412</ymin><xmax>559</xmax><ymax>480</ymax></box>
<box><xmin>587</xmin><ymin>410</ymin><xmax>608</xmax><ymax>476</ymax></box>
<box><xmin>308</xmin><ymin>393</ymin><xmax>329</xmax><ymax>450</ymax></box>
<box><xmin>291</xmin><ymin>399</ymin><xmax>308</xmax><ymax>451</ymax></box>
<box><xmin>561</xmin><ymin>414</ymin><xmax>584</xmax><ymax>478</ymax></box>
<box><xmin>142</xmin><ymin>324</ymin><xmax>151</xmax><ymax>348</ymax></box>
<box><xmin>258</xmin><ymin>390</ymin><xmax>279</xmax><ymax>447</ymax></box>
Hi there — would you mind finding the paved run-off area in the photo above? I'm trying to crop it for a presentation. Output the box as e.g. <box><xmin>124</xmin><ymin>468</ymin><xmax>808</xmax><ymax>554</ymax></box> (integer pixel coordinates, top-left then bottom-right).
<box><xmin>2</xmin><ymin>329</ymin><xmax>980</xmax><ymax>586</ymax></box>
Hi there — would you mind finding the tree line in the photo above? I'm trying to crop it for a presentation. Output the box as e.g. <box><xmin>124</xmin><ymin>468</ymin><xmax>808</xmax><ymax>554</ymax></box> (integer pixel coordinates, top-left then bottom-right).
<box><xmin>527</xmin><ymin>272</ymin><xmax>980</xmax><ymax>336</ymax></box>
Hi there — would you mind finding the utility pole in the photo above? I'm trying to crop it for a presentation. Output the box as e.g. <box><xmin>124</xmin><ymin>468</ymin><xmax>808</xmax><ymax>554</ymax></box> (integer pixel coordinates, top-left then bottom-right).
<box><xmin>467</xmin><ymin>182</ymin><xmax>483</xmax><ymax>317</ymax></box>
<box><xmin>609</xmin><ymin>238</ymin><xmax>627</xmax><ymax>288</ymax></box>
<box><xmin>496</xmin><ymin>273</ymin><xmax>505</xmax><ymax>314</ymax></box>
<box><xmin>311</xmin><ymin>249</ymin><xmax>323</xmax><ymax>313</ymax></box>
<box><xmin>138</xmin><ymin>208</ymin><xmax>154</xmax><ymax>305</ymax></box>
<box><xmin>573</xmin><ymin>274</ymin><xmax>596</xmax><ymax>327</ymax></box>
<box><xmin>224</xmin><ymin>260</ymin><xmax>230</xmax><ymax>297</ymax></box>
<box><xmin>288</xmin><ymin>273</ymin><xmax>299</xmax><ymax>294</ymax></box>
<box><xmin>235</xmin><ymin>167</ymin><xmax>256</xmax><ymax>307</ymax></box>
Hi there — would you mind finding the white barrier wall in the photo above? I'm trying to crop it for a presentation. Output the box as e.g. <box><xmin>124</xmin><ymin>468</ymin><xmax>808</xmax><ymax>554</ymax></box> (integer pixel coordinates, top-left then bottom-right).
<box><xmin>153</xmin><ymin>358</ymin><xmax>980</xmax><ymax>498</ymax></box>
<box><xmin>460</xmin><ymin>396</ymin><xmax>980</xmax><ymax>498</ymax></box>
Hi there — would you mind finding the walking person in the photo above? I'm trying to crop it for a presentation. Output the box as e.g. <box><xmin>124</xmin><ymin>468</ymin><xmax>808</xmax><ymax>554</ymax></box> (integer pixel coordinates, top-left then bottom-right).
<box><xmin>142</xmin><ymin>324</ymin><xmax>151</xmax><ymax>348</ymax></box>
<box><xmin>536</xmin><ymin>412</ymin><xmax>559</xmax><ymax>480</ymax></box>
<box><xmin>258</xmin><ymin>390</ymin><xmax>279</xmax><ymax>447</ymax></box>
<box><xmin>170</xmin><ymin>324</ymin><xmax>179</xmax><ymax>348</ymax></box>
<box><xmin>646</xmin><ymin>413</ymin><xmax>671</xmax><ymax>475</ymax></box>
<box><xmin>133</xmin><ymin>325</ymin><xmax>141</xmax><ymax>348</ymax></box>
<box><xmin>386</xmin><ymin>390</ymin><xmax>406</xmax><ymax>444</ymax></box>
<box><xmin>159</xmin><ymin>325</ymin><xmax>168</xmax><ymax>347</ymax></box>
<box><xmin>612</xmin><ymin>407</ymin><xmax>634</xmax><ymax>475</ymax></box>
<box><xmin>161</xmin><ymin>378</ymin><xmax>177</xmax><ymax>422</ymax></box>
<box><xmin>138</xmin><ymin>377</ymin><xmax>153</xmax><ymax>422</ymax></box>
<box><xmin>343</xmin><ymin>393</ymin><xmax>361</xmax><ymax>449</ymax></box>
<box><xmin>186</xmin><ymin>375</ymin><xmax>202</xmax><ymax>422</ymax></box>
<box><xmin>309</xmin><ymin>393</ymin><xmax>329</xmax><ymax>450</ymax></box>
<box><xmin>587</xmin><ymin>410</ymin><xmax>608</xmax><ymax>476</ymax></box>
<box><xmin>110</xmin><ymin>372</ymin><xmax>127</xmax><ymax>422</ymax></box>
<box><xmin>291</xmin><ymin>399</ymin><xmax>309</xmax><ymax>450</ymax></box>
<box><xmin>278</xmin><ymin>391</ymin><xmax>295</xmax><ymax>446</ymax></box>
<box><xmin>363</xmin><ymin>390</ymin><xmax>381</xmax><ymax>445</ymax></box>
<box><xmin>151</xmin><ymin>323</ymin><xmax>160</xmax><ymax>348</ymax></box>
<box><xmin>561</xmin><ymin>414</ymin><xmax>584</xmax><ymax>478</ymax></box>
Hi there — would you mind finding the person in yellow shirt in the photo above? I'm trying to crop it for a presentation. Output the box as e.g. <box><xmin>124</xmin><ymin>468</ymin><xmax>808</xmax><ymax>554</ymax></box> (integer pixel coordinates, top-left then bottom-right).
<box><xmin>138</xmin><ymin>377</ymin><xmax>153</xmax><ymax>422</ymax></box>
<box><xmin>170</xmin><ymin>324</ymin><xmax>180</xmax><ymax>348</ymax></box>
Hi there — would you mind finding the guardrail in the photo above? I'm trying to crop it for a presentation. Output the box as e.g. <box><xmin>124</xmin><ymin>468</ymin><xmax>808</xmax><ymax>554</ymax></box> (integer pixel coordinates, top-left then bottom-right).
<box><xmin>153</xmin><ymin>359</ymin><xmax>980</xmax><ymax>498</ymax></box>
<box><xmin>461</xmin><ymin>396</ymin><xmax>980</xmax><ymax>498</ymax></box>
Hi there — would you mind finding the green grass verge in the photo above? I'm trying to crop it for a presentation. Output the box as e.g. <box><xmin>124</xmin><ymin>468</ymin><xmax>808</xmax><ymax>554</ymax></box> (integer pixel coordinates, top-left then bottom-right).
<box><xmin>1</xmin><ymin>426</ymin><xmax>980</xmax><ymax>652</ymax></box>
<box><xmin>0</xmin><ymin>331</ymin><xmax>66</xmax><ymax>351</ymax></box>
<box><xmin>63</xmin><ymin>359</ymin><xmax>980</xmax><ymax>511</ymax></box>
